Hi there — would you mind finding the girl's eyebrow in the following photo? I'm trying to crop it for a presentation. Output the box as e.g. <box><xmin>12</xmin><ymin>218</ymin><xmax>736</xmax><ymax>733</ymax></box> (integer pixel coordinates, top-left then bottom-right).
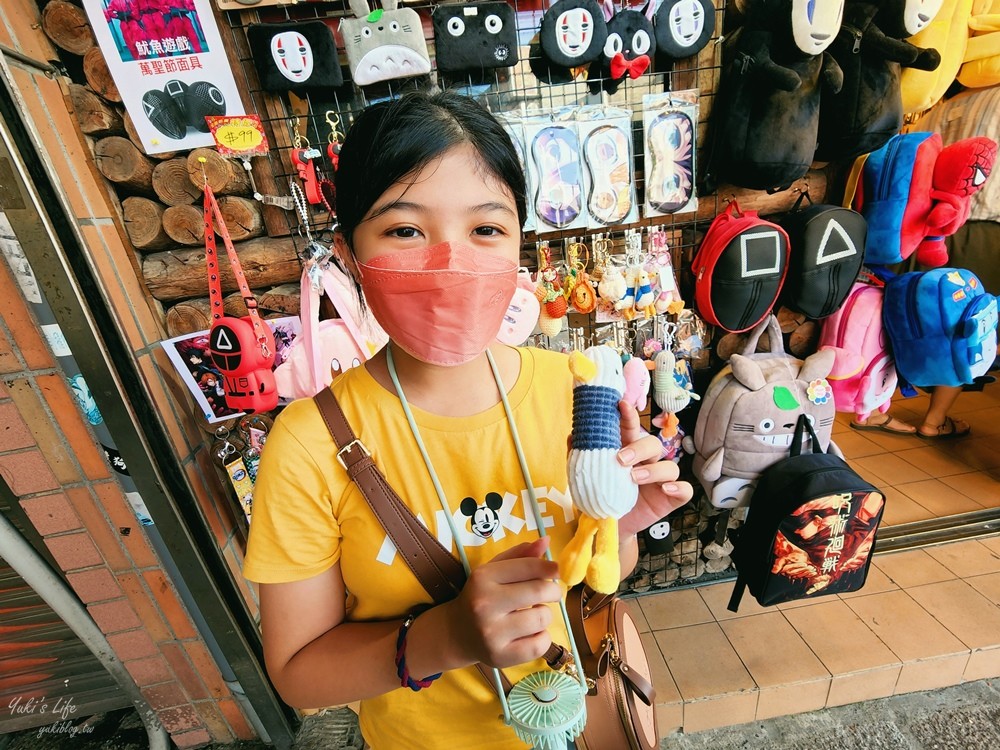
<box><xmin>367</xmin><ymin>199</ymin><xmax>516</xmax><ymax>220</ymax></box>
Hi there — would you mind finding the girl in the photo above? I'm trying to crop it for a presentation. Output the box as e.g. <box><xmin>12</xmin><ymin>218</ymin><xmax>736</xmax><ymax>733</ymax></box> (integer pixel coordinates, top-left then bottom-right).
<box><xmin>243</xmin><ymin>91</ymin><xmax>693</xmax><ymax>749</ymax></box>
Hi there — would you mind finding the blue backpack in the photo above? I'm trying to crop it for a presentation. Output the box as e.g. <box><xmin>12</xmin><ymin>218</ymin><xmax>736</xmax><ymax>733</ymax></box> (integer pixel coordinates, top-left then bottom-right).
<box><xmin>852</xmin><ymin>132</ymin><xmax>941</xmax><ymax>266</ymax></box>
<box><xmin>882</xmin><ymin>268</ymin><xmax>999</xmax><ymax>387</ymax></box>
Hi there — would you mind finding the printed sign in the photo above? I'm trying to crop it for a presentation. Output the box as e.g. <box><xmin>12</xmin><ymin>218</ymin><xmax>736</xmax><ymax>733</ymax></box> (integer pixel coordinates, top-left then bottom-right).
<box><xmin>207</xmin><ymin>115</ymin><xmax>269</xmax><ymax>159</ymax></box>
<box><xmin>82</xmin><ymin>0</ymin><xmax>245</xmax><ymax>155</ymax></box>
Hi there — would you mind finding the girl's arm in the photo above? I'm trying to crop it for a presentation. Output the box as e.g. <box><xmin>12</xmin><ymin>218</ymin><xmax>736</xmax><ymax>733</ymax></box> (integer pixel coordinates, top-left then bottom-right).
<box><xmin>260</xmin><ymin>539</ymin><xmax>563</xmax><ymax>708</ymax></box>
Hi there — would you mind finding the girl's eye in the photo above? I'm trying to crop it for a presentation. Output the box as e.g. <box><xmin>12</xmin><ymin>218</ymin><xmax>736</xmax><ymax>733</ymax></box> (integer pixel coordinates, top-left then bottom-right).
<box><xmin>474</xmin><ymin>226</ymin><xmax>502</xmax><ymax>236</ymax></box>
<box><xmin>390</xmin><ymin>227</ymin><xmax>418</xmax><ymax>238</ymax></box>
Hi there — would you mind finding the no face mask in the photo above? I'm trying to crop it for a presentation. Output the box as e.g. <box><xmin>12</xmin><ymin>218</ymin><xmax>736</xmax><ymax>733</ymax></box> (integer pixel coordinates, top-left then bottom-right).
<box><xmin>271</xmin><ymin>32</ymin><xmax>314</xmax><ymax>82</ymax></box>
<box><xmin>791</xmin><ymin>0</ymin><xmax>844</xmax><ymax>55</ymax></box>
<box><xmin>903</xmin><ymin>0</ymin><xmax>944</xmax><ymax>35</ymax></box>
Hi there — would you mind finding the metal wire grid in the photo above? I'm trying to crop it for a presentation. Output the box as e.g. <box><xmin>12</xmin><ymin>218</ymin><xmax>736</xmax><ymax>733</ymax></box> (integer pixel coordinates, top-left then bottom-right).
<box><xmin>219</xmin><ymin>0</ymin><xmax>733</xmax><ymax>592</ymax></box>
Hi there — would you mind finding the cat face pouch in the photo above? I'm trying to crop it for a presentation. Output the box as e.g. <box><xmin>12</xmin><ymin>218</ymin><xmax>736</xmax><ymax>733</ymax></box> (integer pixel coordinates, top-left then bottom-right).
<box><xmin>433</xmin><ymin>2</ymin><xmax>519</xmax><ymax>73</ymax></box>
<box><xmin>247</xmin><ymin>22</ymin><xmax>344</xmax><ymax>93</ymax></box>
<box><xmin>341</xmin><ymin>0</ymin><xmax>431</xmax><ymax>86</ymax></box>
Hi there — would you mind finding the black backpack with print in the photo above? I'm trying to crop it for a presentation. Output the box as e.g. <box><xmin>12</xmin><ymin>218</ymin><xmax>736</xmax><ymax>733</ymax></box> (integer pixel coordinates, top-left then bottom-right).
<box><xmin>728</xmin><ymin>415</ymin><xmax>886</xmax><ymax>612</ymax></box>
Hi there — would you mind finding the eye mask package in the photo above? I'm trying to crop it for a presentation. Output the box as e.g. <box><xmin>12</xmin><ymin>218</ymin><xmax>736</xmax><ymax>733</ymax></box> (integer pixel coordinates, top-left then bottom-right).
<box><xmin>643</xmin><ymin>89</ymin><xmax>699</xmax><ymax>217</ymax></box>
<box><xmin>577</xmin><ymin>106</ymin><xmax>639</xmax><ymax>227</ymax></box>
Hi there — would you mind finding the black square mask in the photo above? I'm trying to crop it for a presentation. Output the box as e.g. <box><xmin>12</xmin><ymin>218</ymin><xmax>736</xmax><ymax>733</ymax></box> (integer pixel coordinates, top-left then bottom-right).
<box><xmin>247</xmin><ymin>21</ymin><xmax>344</xmax><ymax>93</ymax></box>
<box><xmin>433</xmin><ymin>2</ymin><xmax>519</xmax><ymax>72</ymax></box>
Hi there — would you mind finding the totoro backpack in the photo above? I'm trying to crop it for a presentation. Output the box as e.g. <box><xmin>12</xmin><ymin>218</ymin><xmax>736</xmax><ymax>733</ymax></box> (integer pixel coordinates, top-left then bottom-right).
<box><xmin>882</xmin><ymin>268</ymin><xmax>999</xmax><ymax>388</ymax></box>
<box><xmin>816</xmin><ymin>280</ymin><xmax>897</xmax><ymax>422</ymax></box>
<box><xmin>691</xmin><ymin>316</ymin><xmax>839</xmax><ymax>510</ymax></box>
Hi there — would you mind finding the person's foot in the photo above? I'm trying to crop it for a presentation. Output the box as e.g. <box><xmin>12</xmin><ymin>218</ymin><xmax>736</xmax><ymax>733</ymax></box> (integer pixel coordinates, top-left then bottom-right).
<box><xmin>917</xmin><ymin>417</ymin><xmax>971</xmax><ymax>439</ymax></box>
<box><xmin>850</xmin><ymin>413</ymin><xmax>917</xmax><ymax>434</ymax></box>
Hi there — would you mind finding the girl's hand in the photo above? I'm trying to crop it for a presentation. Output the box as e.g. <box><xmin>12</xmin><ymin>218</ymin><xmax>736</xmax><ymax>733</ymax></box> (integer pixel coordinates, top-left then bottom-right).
<box><xmin>440</xmin><ymin>537</ymin><xmax>562</xmax><ymax>670</ymax></box>
<box><xmin>615</xmin><ymin>401</ymin><xmax>694</xmax><ymax>537</ymax></box>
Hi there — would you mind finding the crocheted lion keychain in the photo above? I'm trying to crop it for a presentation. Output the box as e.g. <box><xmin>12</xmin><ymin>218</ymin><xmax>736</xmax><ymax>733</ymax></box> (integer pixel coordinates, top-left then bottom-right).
<box><xmin>560</xmin><ymin>344</ymin><xmax>650</xmax><ymax>594</ymax></box>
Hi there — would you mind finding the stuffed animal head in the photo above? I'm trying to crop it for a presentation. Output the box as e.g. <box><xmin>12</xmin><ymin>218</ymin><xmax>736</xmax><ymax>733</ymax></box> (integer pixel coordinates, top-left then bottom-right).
<box><xmin>601</xmin><ymin>3</ymin><xmax>656</xmax><ymax>80</ymax></box>
<box><xmin>569</xmin><ymin>345</ymin><xmax>625</xmax><ymax>397</ymax></box>
<box><xmin>654</xmin><ymin>0</ymin><xmax>715</xmax><ymax>59</ymax></box>
<box><xmin>539</xmin><ymin>0</ymin><xmax>610</xmax><ymax>67</ymax></box>
<box><xmin>341</xmin><ymin>0</ymin><xmax>431</xmax><ymax>86</ymax></box>
<box><xmin>789</xmin><ymin>0</ymin><xmax>844</xmax><ymax>55</ymax></box>
<box><xmin>875</xmin><ymin>0</ymin><xmax>944</xmax><ymax>39</ymax></box>
<box><xmin>933</xmin><ymin>137</ymin><xmax>998</xmax><ymax>197</ymax></box>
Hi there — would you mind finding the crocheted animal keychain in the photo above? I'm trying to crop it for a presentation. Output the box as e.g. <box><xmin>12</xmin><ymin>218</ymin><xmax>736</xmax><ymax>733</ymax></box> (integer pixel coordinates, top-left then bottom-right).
<box><xmin>560</xmin><ymin>344</ymin><xmax>650</xmax><ymax>593</ymax></box>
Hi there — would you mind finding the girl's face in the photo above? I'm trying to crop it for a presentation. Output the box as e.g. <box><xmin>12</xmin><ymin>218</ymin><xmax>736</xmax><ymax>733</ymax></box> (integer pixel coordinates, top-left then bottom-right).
<box><xmin>347</xmin><ymin>143</ymin><xmax>521</xmax><ymax>267</ymax></box>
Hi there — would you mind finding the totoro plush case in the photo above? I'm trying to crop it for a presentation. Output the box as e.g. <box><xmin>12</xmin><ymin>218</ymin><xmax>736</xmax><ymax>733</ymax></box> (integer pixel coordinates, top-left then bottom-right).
<box><xmin>341</xmin><ymin>0</ymin><xmax>431</xmax><ymax>86</ymax></box>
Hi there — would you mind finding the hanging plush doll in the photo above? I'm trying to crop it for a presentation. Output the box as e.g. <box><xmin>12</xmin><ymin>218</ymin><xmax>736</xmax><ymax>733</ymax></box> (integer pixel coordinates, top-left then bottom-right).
<box><xmin>816</xmin><ymin>0</ymin><xmax>943</xmax><ymax>161</ymax></box>
<box><xmin>588</xmin><ymin>1</ymin><xmax>657</xmax><ymax>95</ymax></box>
<box><xmin>654</xmin><ymin>0</ymin><xmax>715</xmax><ymax>60</ymax></box>
<box><xmin>340</xmin><ymin>0</ymin><xmax>432</xmax><ymax>87</ymax></box>
<box><xmin>247</xmin><ymin>21</ymin><xmax>344</xmax><ymax>94</ymax></box>
<box><xmin>532</xmin><ymin>0</ymin><xmax>611</xmax><ymax>85</ymax></box>
<box><xmin>560</xmin><ymin>345</ymin><xmax>648</xmax><ymax>594</ymax></box>
<box><xmin>702</xmin><ymin>0</ymin><xmax>846</xmax><ymax>193</ymax></box>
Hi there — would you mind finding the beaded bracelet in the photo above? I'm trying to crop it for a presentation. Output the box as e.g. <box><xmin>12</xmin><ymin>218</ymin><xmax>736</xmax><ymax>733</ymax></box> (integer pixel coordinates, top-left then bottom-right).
<box><xmin>394</xmin><ymin>614</ymin><xmax>442</xmax><ymax>691</ymax></box>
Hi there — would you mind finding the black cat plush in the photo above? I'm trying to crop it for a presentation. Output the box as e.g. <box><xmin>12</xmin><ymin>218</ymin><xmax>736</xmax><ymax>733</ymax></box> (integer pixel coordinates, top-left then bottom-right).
<box><xmin>816</xmin><ymin>0</ymin><xmax>942</xmax><ymax>161</ymax></box>
<box><xmin>702</xmin><ymin>0</ymin><xmax>846</xmax><ymax>193</ymax></box>
<box><xmin>654</xmin><ymin>0</ymin><xmax>715</xmax><ymax>60</ymax></box>
<box><xmin>588</xmin><ymin>2</ymin><xmax>657</xmax><ymax>95</ymax></box>
<box><xmin>433</xmin><ymin>2</ymin><xmax>519</xmax><ymax>73</ymax></box>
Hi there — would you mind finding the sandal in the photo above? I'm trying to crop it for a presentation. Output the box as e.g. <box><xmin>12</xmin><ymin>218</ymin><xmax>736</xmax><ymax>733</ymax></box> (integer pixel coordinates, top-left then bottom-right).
<box><xmin>849</xmin><ymin>413</ymin><xmax>917</xmax><ymax>435</ymax></box>
<box><xmin>918</xmin><ymin>417</ymin><xmax>971</xmax><ymax>440</ymax></box>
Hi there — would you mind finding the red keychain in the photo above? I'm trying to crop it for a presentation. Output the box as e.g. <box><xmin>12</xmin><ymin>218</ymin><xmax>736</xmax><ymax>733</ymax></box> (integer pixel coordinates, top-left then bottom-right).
<box><xmin>203</xmin><ymin>170</ymin><xmax>278</xmax><ymax>414</ymax></box>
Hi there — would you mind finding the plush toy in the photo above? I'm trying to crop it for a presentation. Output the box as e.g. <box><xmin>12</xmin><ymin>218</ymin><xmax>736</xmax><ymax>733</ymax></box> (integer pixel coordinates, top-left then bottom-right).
<box><xmin>958</xmin><ymin>0</ymin><xmax>1000</xmax><ymax>89</ymax></box>
<box><xmin>654</xmin><ymin>0</ymin><xmax>715</xmax><ymax>60</ymax></box>
<box><xmin>247</xmin><ymin>22</ymin><xmax>344</xmax><ymax>94</ymax></box>
<box><xmin>702</xmin><ymin>0</ymin><xmax>845</xmax><ymax>192</ymax></box>
<box><xmin>817</xmin><ymin>0</ymin><xmax>943</xmax><ymax>161</ymax></box>
<box><xmin>539</xmin><ymin>0</ymin><xmax>611</xmax><ymax>68</ymax></box>
<box><xmin>587</xmin><ymin>2</ymin><xmax>657</xmax><ymax>95</ymax></box>
<box><xmin>652</xmin><ymin>349</ymin><xmax>700</xmax><ymax>414</ymax></box>
<box><xmin>432</xmin><ymin>2</ymin><xmax>520</xmax><ymax>73</ymax></box>
<box><xmin>340</xmin><ymin>0</ymin><xmax>431</xmax><ymax>86</ymax></box>
<box><xmin>597</xmin><ymin>263</ymin><xmax>628</xmax><ymax>309</ymax></box>
<box><xmin>622</xmin><ymin>356</ymin><xmax>651</xmax><ymax>411</ymax></box>
<box><xmin>561</xmin><ymin>345</ymin><xmax>648</xmax><ymax>593</ymax></box>
<box><xmin>900</xmin><ymin>0</ymin><xmax>973</xmax><ymax>114</ymax></box>
<box><xmin>916</xmin><ymin>136</ymin><xmax>998</xmax><ymax>267</ymax></box>
<box><xmin>632</xmin><ymin>267</ymin><xmax>657</xmax><ymax>319</ymax></box>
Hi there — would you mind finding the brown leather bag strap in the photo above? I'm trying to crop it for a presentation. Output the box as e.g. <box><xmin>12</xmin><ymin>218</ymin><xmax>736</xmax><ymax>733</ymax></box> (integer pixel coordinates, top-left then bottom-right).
<box><xmin>313</xmin><ymin>387</ymin><xmax>466</xmax><ymax>602</ymax></box>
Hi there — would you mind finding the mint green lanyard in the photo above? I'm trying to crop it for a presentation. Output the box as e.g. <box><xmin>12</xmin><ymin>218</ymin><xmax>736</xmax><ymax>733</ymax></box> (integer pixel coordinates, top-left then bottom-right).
<box><xmin>384</xmin><ymin>344</ymin><xmax>588</xmax><ymax>724</ymax></box>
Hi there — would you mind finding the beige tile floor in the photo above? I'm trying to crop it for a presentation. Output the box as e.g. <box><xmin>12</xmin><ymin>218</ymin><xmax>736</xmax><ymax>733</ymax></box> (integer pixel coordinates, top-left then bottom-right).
<box><xmin>634</xmin><ymin>387</ymin><xmax>1000</xmax><ymax>735</ymax></box>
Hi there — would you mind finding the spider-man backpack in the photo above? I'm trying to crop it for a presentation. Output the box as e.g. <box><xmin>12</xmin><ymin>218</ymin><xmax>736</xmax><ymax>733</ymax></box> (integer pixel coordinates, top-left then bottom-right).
<box><xmin>853</xmin><ymin>132</ymin><xmax>998</xmax><ymax>267</ymax></box>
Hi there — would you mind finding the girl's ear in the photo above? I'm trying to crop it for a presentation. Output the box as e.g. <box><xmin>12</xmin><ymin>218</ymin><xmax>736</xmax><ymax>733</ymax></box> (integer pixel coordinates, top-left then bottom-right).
<box><xmin>333</xmin><ymin>231</ymin><xmax>361</xmax><ymax>281</ymax></box>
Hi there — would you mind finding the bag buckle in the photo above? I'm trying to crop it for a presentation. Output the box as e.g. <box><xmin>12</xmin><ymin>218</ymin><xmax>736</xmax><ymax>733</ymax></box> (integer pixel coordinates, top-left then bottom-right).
<box><xmin>336</xmin><ymin>439</ymin><xmax>371</xmax><ymax>470</ymax></box>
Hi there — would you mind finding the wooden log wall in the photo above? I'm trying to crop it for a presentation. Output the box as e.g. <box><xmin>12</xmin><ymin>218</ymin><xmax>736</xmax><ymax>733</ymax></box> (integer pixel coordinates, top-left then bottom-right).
<box><xmin>43</xmin><ymin>1</ymin><xmax>302</xmax><ymax>343</ymax></box>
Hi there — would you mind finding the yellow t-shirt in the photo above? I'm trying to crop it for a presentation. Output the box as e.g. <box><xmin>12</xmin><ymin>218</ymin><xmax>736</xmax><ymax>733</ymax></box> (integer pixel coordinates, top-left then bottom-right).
<box><xmin>243</xmin><ymin>347</ymin><xmax>579</xmax><ymax>750</ymax></box>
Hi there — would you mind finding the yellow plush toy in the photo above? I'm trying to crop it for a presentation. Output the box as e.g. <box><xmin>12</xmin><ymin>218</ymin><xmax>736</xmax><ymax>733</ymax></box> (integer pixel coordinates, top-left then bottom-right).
<box><xmin>958</xmin><ymin>0</ymin><xmax>1000</xmax><ymax>88</ymax></box>
<box><xmin>560</xmin><ymin>345</ymin><xmax>647</xmax><ymax>594</ymax></box>
<box><xmin>901</xmin><ymin>0</ymin><xmax>974</xmax><ymax>115</ymax></box>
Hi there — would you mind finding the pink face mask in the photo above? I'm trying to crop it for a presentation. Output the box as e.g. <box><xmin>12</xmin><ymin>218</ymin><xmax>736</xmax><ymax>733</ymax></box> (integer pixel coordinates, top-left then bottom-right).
<box><xmin>357</xmin><ymin>241</ymin><xmax>518</xmax><ymax>366</ymax></box>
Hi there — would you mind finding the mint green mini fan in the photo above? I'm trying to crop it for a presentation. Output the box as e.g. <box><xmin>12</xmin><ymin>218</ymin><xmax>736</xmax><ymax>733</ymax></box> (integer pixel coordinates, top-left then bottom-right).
<box><xmin>506</xmin><ymin>670</ymin><xmax>587</xmax><ymax>749</ymax></box>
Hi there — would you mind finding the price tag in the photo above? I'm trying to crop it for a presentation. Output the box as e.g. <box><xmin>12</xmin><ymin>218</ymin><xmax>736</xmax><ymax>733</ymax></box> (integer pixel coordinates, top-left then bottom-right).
<box><xmin>206</xmin><ymin>115</ymin><xmax>270</xmax><ymax>159</ymax></box>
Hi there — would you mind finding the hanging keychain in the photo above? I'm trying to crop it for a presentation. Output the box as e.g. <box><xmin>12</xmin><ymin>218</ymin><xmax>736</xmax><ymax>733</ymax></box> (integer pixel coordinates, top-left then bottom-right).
<box><xmin>535</xmin><ymin>243</ymin><xmax>565</xmax><ymax>337</ymax></box>
<box><xmin>649</xmin><ymin>227</ymin><xmax>684</xmax><ymax>315</ymax></box>
<box><xmin>290</xmin><ymin>117</ymin><xmax>324</xmax><ymax>206</ymax></box>
<box><xmin>290</xmin><ymin>178</ymin><xmax>333</xmax><ymax>293</ymax></box>
<box><xmin>212</xmin><ymin>426</ymin><xmax>255</xmax><ymax>524</ymax></box>
<box><xmin>566</xmin><ymin>240</ymin><xmax>597</xmax><ymax>314</ymax></box>
<box><xmin>236</xmin><ymin>414</ymin><xmax>273</xmax><ymax>482</ymax></box>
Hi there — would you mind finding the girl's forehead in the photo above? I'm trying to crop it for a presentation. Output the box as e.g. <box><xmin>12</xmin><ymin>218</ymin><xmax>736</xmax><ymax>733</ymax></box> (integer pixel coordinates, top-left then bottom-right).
<box><xmin>377</xmin><ymin>143</ymin><xmax>516</xmax><ymax>206</ymax></box>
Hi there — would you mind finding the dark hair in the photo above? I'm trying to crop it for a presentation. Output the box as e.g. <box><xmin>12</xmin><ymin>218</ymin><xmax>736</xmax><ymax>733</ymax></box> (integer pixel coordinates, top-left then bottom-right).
<box><xmin>334</xmin><ymin>91</ymin><xmax>527</xmax><ymax>248</ymax></box>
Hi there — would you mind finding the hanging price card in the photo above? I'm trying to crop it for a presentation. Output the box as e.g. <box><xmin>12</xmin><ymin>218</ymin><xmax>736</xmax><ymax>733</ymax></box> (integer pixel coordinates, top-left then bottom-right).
<box><xmin>207</xmin><ymin>115</ymin><xmax>270</xmax><ymax>159</ymax></box>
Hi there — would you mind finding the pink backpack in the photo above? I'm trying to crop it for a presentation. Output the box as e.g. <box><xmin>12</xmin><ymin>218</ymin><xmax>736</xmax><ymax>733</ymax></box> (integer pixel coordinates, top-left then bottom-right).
<box><xmin>817</xmin><ymin>281</ymin><xmax>897</xmax><ymax>422</ymax></box>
